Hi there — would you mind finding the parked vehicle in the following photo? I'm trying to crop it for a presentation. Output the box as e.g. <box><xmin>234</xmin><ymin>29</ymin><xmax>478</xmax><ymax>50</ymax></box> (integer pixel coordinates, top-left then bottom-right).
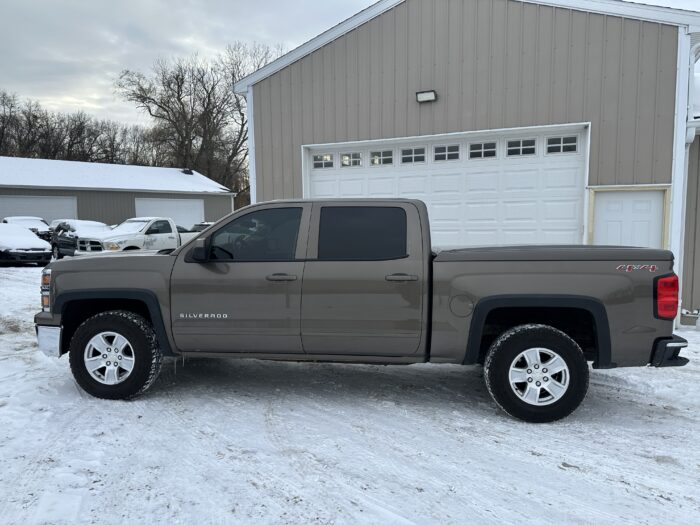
<box><xmin>190</xmin><ymin>222</ymin><xmax>214</xmax><ymax>232</ymax></box>
<box><xmin>2</xmin><ymin>216</ymin><xmax>51</xmax><ymax>241</ymax></box>
<box><xmin>50</xmin><ymin>220</ymin><xmax>112</xmax><ymax>259</ymax></box>
<box><xmin>75</xmin><ymin>217</ymin><xmax>198</xmax><ymax>254</ymax></box>
<box><xmin>0</xmin><ymin>223</ymin><xmax>51</xmax><ymax>265</ymax></box>
<box><xmin>35</xmin><ymin>199</ymin><xmax>688</xmax><ymax>422</ymax></box>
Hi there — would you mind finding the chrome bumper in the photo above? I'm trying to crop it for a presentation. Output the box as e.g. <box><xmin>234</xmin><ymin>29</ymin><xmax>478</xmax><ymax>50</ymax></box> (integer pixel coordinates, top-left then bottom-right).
<box><xmin>36</xmin><ymin>325</ymin><xmax>62</xmax><ymax>358</ymax></box>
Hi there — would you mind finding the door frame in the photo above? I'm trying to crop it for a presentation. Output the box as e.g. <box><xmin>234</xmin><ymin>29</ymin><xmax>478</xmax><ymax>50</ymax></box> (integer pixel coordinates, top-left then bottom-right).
<box><xmin>586</xmin><ymin>184</ymin><xmax>671</xmax><ymax>248</ymax></box>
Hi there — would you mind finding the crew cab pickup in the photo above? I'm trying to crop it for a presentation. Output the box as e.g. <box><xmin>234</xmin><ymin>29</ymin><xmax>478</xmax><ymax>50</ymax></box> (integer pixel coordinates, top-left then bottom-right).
<box><xmin>76</xmin><ymin>217</ymin><xmax>197</xmax><ymax>254</ymax></box>
<box><xmin>34</xmin><ymin>199</ymin><xmax>688</xmax><ymax>422</ymax></box>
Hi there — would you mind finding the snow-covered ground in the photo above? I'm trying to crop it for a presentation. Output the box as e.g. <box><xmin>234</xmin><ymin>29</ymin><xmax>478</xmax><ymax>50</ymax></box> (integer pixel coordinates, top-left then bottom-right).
<box><xmin>1</xmin><ymin>266</ymin><xmax>699</xmax><ymax>525</ymax></box>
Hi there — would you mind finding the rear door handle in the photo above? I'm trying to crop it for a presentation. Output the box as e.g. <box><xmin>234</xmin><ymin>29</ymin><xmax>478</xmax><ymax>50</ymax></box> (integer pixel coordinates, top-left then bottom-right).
<box><xmin>385</xmin><ymin>273</ymin><xmax>419</xmax><ymax>282</ymax></box>
<box><xmin>266</xmin><ymin>273</ymin><xmax>298</xmax><ymax>282</ymax></box>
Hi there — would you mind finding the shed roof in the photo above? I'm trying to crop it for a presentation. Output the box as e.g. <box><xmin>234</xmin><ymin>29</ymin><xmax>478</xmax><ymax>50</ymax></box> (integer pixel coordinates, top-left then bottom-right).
<box><xmin>234</xmin><ymin>0</ymin><xmax>700</xmax><ymax>94</ymax></box>
<box><xmin>0</xmin><ymin>156</ymin><xmax>231</xmax><ymax>193</ymax></box>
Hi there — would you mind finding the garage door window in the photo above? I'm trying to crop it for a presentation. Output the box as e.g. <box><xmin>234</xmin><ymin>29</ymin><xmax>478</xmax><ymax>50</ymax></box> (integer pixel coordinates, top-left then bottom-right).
<box><xmin>341</xmin><ymin>153</ymin><xmax>362</xmax><ymax>167</ymax></box>
<box><xmin>507</xmin><ymin>139</ymin><xmax>536</xmax><ymax>156</ymax></box>
<box><xmin>434</xmin><ymin>145</ymin><xmax>460</xmax><ymax>161</ymax></box>
<box><xmin>469</xmin><ymin>142</ymin><xmax>497</xmax><ymax>159</ymax></box>
<box><xmin>401</xmin><ymin>147</ymin><xmax>425</xmax><ymax>164</ymax></box>
<box><xmin>313</xmin><ymin>154</ymin><xmax>334</xmax><ymax>169</ymax></box>
<box><xmin>318</xmin><ymin>207</ymin><xmax>407</xmax><ymax>260</ymax></box>
<box><xmin>547</xmin><ymin>136</ymin><xmax>578</xmax><ymax>154</ymax></box>
<box><xmin>370</xmin><ymin>150</ymin><xmax>393</xmax><ymax>166</ymax></box>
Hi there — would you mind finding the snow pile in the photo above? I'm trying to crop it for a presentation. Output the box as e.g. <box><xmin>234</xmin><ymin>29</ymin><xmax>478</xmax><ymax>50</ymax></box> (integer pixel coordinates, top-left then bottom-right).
<box><xmin>0</xmin><ymin>266</ymin><xmax>699</xmax><ymax>524</ymax></box>
<box><xmin>0</xmin><ymin>224</ymin><xmax>50</xmax><ymax>251</ymax></box>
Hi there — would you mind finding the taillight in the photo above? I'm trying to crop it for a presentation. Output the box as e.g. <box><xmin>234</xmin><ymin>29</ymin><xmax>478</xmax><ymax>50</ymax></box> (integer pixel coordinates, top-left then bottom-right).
<box><xmin>655</xmin><ymin>274</ymin><xmax>679</xmax><ymax>320</ymax></box>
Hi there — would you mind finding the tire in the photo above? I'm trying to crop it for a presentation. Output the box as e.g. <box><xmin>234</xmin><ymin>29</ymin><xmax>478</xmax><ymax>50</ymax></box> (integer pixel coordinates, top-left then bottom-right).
<box><xmin>52</xmin><ymin>244</ymin><xmax>63</xmax><ymax>260</ymax></box>
<box><xmin>484</xmin><ymin>324</ymin><xmax>589</xmax><ymax>423</ymax></box>
<box><xmin>69</xmin><ymin>310</ymin><xmax>163</xmax><ymax>400</ymax></box>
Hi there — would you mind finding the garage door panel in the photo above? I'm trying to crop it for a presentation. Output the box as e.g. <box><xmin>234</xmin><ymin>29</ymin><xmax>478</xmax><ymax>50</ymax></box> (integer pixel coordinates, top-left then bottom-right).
<box><xmin>0</xmin><ymin>195</ymin><xmax>77</xmax><ymax>222</ymax></box>
<box><xmin>134</xmin><ymin>198</ymin><xmax>204</xmax><ymax>230</ymax></box>
<box><xmin>308</xmin><ymin>127</ymin><xmax>586</xmax><ymax>248</ymax></box>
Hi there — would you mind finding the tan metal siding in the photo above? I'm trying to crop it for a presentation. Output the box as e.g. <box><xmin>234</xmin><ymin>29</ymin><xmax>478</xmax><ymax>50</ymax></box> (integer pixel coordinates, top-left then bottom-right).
<box><xmin>253</xmin><ymin>0</ymin><xmax>679</xmax><ymax>201</ymax></box>
<box><xmin>0</xmin><ymin>188</ymin><xmax>232</xmax><ymax>225</ymax></box>
<box><xmin>682</xmin><ymin>136</ymin><xmax>700</xmax><ymax>319</ymax></box>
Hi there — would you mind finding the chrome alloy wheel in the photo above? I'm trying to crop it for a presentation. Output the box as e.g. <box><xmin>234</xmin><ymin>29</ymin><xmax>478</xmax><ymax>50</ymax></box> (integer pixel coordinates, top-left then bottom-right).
<box><xmin>508</xmin><ymin>347</ymin><xmax>570</xmax><ymax>406</ymax></box>
<box><xmin>83</xmin><ymin>331</ymin><xmax>135</xmax><ymax>385</ymax></box>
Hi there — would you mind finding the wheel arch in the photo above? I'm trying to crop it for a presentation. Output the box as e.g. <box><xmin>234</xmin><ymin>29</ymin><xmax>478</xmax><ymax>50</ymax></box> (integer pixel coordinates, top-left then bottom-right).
<box><xmin>464</xmin><ymin>295</ymin><xmax>613</xmax><ymax>369</ymax></box>
<box><xmin>54</xmin><ymin>289</ymin><xmax>175</xmax><ymax>357</ymax></box>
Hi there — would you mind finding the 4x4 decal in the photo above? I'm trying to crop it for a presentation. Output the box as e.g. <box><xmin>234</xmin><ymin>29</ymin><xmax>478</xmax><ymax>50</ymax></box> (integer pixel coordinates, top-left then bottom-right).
<box><xmin>616</xmin><ymin>264</ymin><xmax>658</xmax><ymax>273</ymax></box>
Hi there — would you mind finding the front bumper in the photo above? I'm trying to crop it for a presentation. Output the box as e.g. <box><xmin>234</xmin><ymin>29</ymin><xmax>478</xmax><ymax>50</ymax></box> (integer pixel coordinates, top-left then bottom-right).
<box><xmin>36</xmin><ymin>325</ymin><xmax>62</xmax><ymax>358</ymax></box>
<box><xmin>0</xmin><ymin>250</ymin><xmax>51</xmax><ymax>263</ymax></box>
<box><xmin>650</xmin><ymin>335</ymin><xmax>689</xmax><ymax>367</ymax></box>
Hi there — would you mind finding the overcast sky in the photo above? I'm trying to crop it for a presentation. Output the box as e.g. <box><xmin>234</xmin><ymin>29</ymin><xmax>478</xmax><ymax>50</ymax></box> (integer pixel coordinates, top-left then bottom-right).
<box><xmin>0</xmin><ymin>0</ymin><xmax>697</xmax><ymax>125</ymax></box>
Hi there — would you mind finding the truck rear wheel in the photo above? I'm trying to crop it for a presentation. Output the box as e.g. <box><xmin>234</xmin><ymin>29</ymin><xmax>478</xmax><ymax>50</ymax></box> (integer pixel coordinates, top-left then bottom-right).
<box><xmin>484</xmin><ymin>324</ymin><xmax>589</xmax><ymax>423</ymax></box>
<box><xmin>69</xmin><ymin>311</ymin><xmax>163</xmax><ymax>400</ymax></box>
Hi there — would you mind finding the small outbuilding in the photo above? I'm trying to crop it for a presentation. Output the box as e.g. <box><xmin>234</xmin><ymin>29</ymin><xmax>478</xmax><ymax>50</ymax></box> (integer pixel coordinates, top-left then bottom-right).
<box><xmin>0</xmin><ymin>156</ymin><xmax>235</xmax><ymax>229</ymax></box>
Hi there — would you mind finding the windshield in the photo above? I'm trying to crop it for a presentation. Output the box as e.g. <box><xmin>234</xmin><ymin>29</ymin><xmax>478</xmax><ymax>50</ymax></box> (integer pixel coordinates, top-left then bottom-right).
<box><xmin>110</xmin><ymin>220</ymin><xmax>150</xmax><ymax>235</ymax></box>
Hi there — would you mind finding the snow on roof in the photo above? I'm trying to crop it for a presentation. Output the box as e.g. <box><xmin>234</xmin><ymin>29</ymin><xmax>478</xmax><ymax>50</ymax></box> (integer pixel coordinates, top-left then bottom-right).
<box><xmin>0</xmin><ymin>156</ymin><xmax>231</xmax><ymax>194</ymax></box>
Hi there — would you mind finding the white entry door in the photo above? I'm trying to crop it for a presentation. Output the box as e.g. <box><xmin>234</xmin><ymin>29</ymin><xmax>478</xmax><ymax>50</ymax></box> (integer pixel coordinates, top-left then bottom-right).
<box><xmin>593</xmin><ymin>190</ymin><xmax>664</xmax><ymax>248</ymax></box>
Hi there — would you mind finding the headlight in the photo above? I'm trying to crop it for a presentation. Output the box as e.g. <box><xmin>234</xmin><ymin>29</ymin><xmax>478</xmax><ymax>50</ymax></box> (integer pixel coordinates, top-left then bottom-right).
<box><xmin>41</xmin><ymin>268</ymin><xmax>51</xmax><ymax>312</ymax></box>
<box><xmin>103</xmin><ymin>241</ymin><xmax>121</xmax><ymax>251</ymax></box>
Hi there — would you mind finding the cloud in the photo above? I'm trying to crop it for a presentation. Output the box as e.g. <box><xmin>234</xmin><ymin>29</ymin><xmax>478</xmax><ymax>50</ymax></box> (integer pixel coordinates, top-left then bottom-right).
<box><xmin>0</xmin><ymin>0</ymin><xmax>370</xmax><ymax>124</ymax></box>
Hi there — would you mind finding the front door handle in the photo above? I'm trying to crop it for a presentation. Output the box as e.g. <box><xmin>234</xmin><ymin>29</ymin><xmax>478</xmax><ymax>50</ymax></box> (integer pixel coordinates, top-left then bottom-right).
<box><xmin>266</xmin><ymin>273</ymin><xmax>298</xmax><ymax>282</ymax></box>
<box><xmin>385</xmin><ymin>273</ymin><xmax>419</xmax><ymax>282</ymax></box>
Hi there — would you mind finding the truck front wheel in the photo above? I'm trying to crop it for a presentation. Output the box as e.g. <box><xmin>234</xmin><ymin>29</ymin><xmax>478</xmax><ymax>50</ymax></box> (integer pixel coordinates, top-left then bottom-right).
<box><xmin>484</xmin><ymin>324</ymin><xmax>589</xmax><ymax>423</ymax></box>
<box><xmin>68</xmin><ymin>311</ymin><xmax>163</xmax><ymax>400</ymax></box>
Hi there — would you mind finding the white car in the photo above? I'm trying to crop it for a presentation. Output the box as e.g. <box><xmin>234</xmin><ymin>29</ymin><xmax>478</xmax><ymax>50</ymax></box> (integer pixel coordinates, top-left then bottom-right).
<box><xmin>0</xmin><ymin>223</ymin><xmax>52</xmax><ymax>265</ymax></box>
<box><xmin>77</xmin><ymin>217</ymin><xmax>198</xmax><ymax>254</ymax></box>
<box><xmin>2</xmin><ymin>216</ymin><xmax>51</xmax><ymax>241</ymax></box>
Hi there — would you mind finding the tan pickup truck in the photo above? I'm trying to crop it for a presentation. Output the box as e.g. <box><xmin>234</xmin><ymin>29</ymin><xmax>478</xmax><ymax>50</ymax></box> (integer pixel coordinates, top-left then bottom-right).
<box><xmin>35</xmin><ymin>199</ymin><xmax>688</xmax><ymax>422</ymax></box>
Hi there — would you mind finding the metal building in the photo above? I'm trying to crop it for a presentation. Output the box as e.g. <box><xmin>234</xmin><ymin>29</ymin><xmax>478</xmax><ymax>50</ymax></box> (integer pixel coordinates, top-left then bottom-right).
<box><xmin>234</xmin><ymin>0</ymin><xmax>700</xmax><ymax>323</ymax></box>
<box><xmin>0</xmin><ymin>156</ymin><xmax>234</xmax><ymax>229</ymax></box>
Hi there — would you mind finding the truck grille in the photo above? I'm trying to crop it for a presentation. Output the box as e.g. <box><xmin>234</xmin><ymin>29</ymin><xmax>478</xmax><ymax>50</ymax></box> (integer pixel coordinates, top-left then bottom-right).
<box><xmin>77</xmin><ymin>240</ymin><xmax>103</xmax><ymax>252</ymax></box>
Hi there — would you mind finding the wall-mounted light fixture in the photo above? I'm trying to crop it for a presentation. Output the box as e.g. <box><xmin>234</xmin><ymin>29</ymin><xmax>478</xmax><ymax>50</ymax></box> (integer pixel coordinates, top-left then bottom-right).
<box><xmin>416</xmin><ymin>90</ymin><xmax>437</xmax><ymax>103</ymax></box>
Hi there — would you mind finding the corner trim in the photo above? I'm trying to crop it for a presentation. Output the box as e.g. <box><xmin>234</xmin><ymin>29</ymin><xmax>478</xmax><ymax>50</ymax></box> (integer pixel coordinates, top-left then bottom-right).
<box><xmin>247</xmin><ymin>85</ymin><xmax>257</xmax><ymax>204</ymax></box>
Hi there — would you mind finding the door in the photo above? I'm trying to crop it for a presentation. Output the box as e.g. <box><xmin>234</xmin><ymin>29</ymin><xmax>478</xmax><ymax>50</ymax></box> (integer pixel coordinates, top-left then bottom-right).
<box><xmin>593</xmin><ymin>190</ymin><xmax>664</xmax><ymax>248</ymax></box>
<box><xmin>170</xmin><ymin>204</ymin><xmax>310</xmax><ymax>353</ymax></box>
<box><xmin>143</xmin><ymin>220</ymin><xmax>176</xmax><ymax>250</ymax></box>
<box><xmin>301</xmin><ymin>203</ymin><xmax>426</xmax><ymax>356</ymax></box>
<box><xmin>306</xmin><ymin>126</ymin><xmax>586</xmax><ymax>249</ymax></box>
<box><xmin>0</xmin><ymin>195</ymin><xmax>77</xmax><ymax>222</ymax></box>
<box><xmin>135</xmin><ymin>198</ymin><xmax>204</xmax><ymax>231</ymax></box>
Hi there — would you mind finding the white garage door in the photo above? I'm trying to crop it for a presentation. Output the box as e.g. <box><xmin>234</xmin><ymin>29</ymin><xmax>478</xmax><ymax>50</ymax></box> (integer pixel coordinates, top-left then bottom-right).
<box><xmin>134</xmin><ymin>198</ymin><xmax>204</xmax><ymax>230</ymax></box>
<box><xmin>593</xmin><ymin>190</ymin><xmax>664</xmax><ymax>249</ymax></box>
<box><xmin>305</xmin><ymin>126</ymin><xmax>587</xmax><ymax>248</ymax></box>
<box><xmin>0</xmin><ymin>195</ymin><xmax>77</xmax><ymax>222</ymax></box>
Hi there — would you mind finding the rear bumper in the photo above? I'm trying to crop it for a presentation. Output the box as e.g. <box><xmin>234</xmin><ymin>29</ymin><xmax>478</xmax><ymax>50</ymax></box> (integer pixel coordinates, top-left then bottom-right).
<box><xmin>650</xmin><ymin>335</ymin><xmax>689</xmax><ymax>367</ymax></box>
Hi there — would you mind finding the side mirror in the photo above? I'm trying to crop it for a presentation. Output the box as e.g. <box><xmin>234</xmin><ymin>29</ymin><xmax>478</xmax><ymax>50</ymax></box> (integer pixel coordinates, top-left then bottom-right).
<box><xmin>190</xmin><ymin>238</ymin><xmax>209</xmax><ymax>262</ymax></box>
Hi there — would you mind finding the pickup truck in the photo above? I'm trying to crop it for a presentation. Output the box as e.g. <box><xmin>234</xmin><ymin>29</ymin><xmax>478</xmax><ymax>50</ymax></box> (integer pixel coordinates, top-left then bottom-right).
<box><xmin>75</xmin><ymin>217</ymin><xmax>197</xmax><ymax>254</ymax></box>
<box><xmin>34</xmin><ymin>199</ymin><xmax>688</xmax><ymax>422</ymax></box>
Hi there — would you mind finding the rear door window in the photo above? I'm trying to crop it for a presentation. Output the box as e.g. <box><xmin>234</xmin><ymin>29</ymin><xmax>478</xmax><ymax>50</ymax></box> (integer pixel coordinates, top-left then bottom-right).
<box><xmin>318</xmin><ymin>207</ymin><xmax>407</xmax><ymax>261</ymax></box>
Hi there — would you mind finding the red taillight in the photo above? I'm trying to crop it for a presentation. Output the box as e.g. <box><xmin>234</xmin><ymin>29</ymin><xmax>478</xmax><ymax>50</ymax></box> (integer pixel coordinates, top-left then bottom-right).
<box><xmin>655</xmin><ymin>274</ymin><xmax>679</xmax><ymax>320</ymax></box>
